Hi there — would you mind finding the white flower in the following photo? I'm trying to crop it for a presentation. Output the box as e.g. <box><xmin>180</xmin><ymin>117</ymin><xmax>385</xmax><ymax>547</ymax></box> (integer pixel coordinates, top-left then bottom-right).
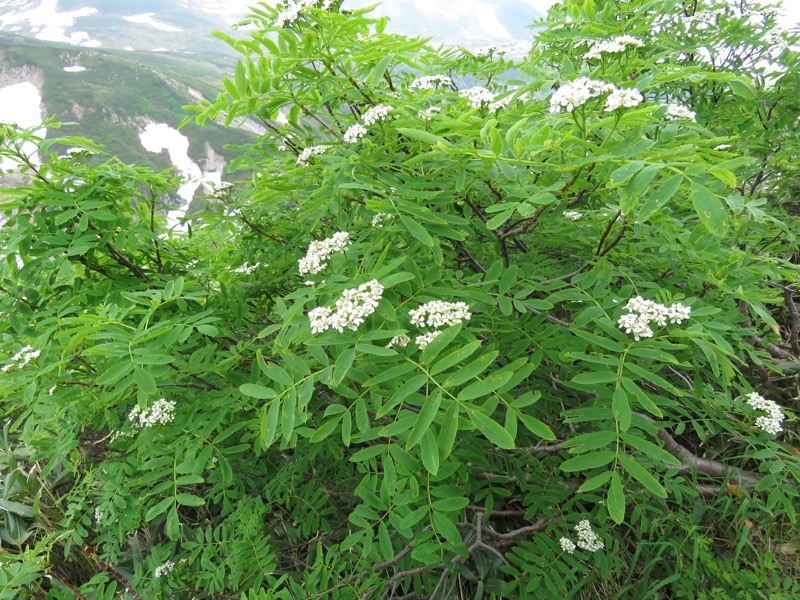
<box><xmin>371</xmin><ymin>213</ymin><xmax>393</xmax><ymax>228</ymax></box>
<box><xmin>559</xmin><ymin>537</ymin><xmax>576</xmax><ymax>554</ymax></box>
<box><xmin>416</xmin><ymin>330</ymin><xmax>442</xmax><ymax>349</ymax></box>
<box><xmin>410</xmin><ymin>75</ymin><xmax>452</xmax><ymax>90</ymax></box>
<box><xmin>109</xmin><ymin>430</ymin><xmax>135</xmax><ymax>443</ymax></box>
<box><xmin>604</xmin><ymin>88</ymin><xmax>643</xmax><ymax>111</ymax></box>
<box><xmin>409</xmin><ymin>301</ymin><xmax>471</xmax><ymax>328</ymax></box>
<box><xmin>154</xmin><ymin>560</ymin><xmax>175</xmax><ymax>578</ymax></box>
<box><xmin>48</xmin><ymin>385</ymin><xmax>57</xmax><ymax>395</ymax></box>
<box><xmin>275</xmin><ymin>0</ymin><xmax>332</xmax><ymax>27</ymax></box>
<box><xmin>618</xmin><ymin>296</ymin><xmax>691</xmax><ymax>340</ymax></box>
<box><xmin>563</xmin><ymin>211</ymin><xmax>583</xmax><ymax>220</ymax></box>
<box><xmin>488</xmin><ymin>94</ymin><xmax>514</xmax><ymax>113</ymax></box>
<box><xmin>296</xmin><ymin>144</ymin><xmax>329</xmax><ymax>166</ymax></box>
<box><xmin>387</xmin><ymin>334</ymin><xmax>411</xmax><ymax>349</ymax></box>
<box><xmin>665</xmin><ymin>302</ymin><xmax>691</xmax><ymax>324</ymax></box>
<box><xmin>459</xmin><ymin>86</ymin><xmax>496</xmax><ymax>108</ymax></box>
<box><xmin>298</xmin><ymin>231</ymin><xmax>351</xmax><ymax>275</ymax></box>
<box><xmin>617</xmin><ymin>312</ymin><xmax>654</xmax><ymax>341</ymax></box>
<box><xmin>575</xmin><ymin>520</ymin><xmax>604</xmax><ymax>552</ymax></box>
<box><xmin>663</xmin><ymin>103</ymin><xmax>696</xmax><ymax>121</ymax></box>
<box><xmin>744</xmin><ymin>392</ymin><xmax>785</xmax><ymax>435</ymax></box>
<box><xmin>308</xmin><ymin>280</ymin><xmax>384</xmax><ymax>334</ymax></box>
<box><xmin>233</xmin><ymin>262</ymin><xmax>260</xmax><ymax>274</ymax></box>
<box><xmin>2</xmin><ymin>345</ymin><xmax>41</xmax><ymax>372</ymax></box>
<box><xmin>584</xmin><ymin>35</ymin><xmax>644</xmax><ymax>60</ymax></box>
<box><xmin>128</xmin><ymin>399</ymin><xmax>176</xmax><ymax>427</ymax></box>
<box><xmin>212</xmin><ymin>181</ymin><xmax>234</xmax><ymax>200</ymax></box>
<box><xmin>417</xmin><ymin>106</ymin><xmax>441</xmax><ymax>120</ymax></box>
<box><xmin>362</xmin><ymin>104</ymin><xmax>392</xmax><ymax>126</ymax></box>
<box><xmin>343</xmin><ymin>123</ymin><xmax>368</xmax><ymax>144</ymax></box>
<box><xmin>309</xmin><ymin>306</ymin><xmax>334</xmax><ymax>334</ymax></box>
<box><xmin>94</xmin><ymin>507</ymin><xmax>104</xmax><ymax>522</ymax></box>
<box><xmin>549</xmin><ymin>77</ymin><xmax>616</xmax><ymax>113</ymax></box>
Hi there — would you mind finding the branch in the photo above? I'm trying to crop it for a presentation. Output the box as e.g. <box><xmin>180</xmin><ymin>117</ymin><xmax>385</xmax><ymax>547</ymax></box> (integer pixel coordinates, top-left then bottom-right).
<box><xmin>104</xmin><ymin>242</ymin><xmax>151</xmax><ymax>282</ymax></box>
<box><xmin>239</xmin><ymin>212</ymin><xmax>288</xmax><ymax>245</ymax></box>
<box><xmin>783</xmin><ymin>286</ymin><xmax>800</xmax><ymax>355</ymax></box>
<box><xmin>636</xmin><ymin>413</ymin><xmax>763</xmax><ymax>486</ymax></box>
<box><xmin>381</xmin><ymin>566</ymin><xmax>439</xmax><ymax>599</ymax></box>
<box><xmin>478</xmin><ymin>518</ymin><xmax>557</xmax><ymax>547</ymax></box>
<box><xmin>82</xmin><ymin>546</ymin><xmax>142</xmax><ymax>600</ymax></box>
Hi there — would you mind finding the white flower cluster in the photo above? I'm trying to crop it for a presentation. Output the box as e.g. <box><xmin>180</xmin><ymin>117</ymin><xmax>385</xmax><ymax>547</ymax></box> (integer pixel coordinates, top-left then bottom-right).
<box><xmin>410</xmin><ymin>75</ymin><xmax>452</xmax><ymax>90</ymax></box>
<box><xmin>663</xmin><ymin>103</ymin><xmax>696</xmax><ymax>121</ymax></box>
<box><xmin>94</xmin><ymin>507</ymin><xmax>104</xmax><ymax>522</ymax></box>
<box><xmin>575</xmin><ymin>519</ymin><xmax>604</xmax><ymax>552</ymax></box>
<box><xmin>549</xmin><ymin>77</ymin><xmax>616</xmax><ymax>113</ymax></box>
<box><xmin>109</xmin><ymin>429</ymin><xmax>135</xmax><ymax>443</ymax></box>
<box><xmin>128</xmin><ymin>399</ymin><xmax>176</xmax><ymax>427</ymax></box>
<box><xmin>559</xmin><ymin>536</ymin><xmax>576</xmax><ymax>554</ymax></box>
<box><xmin>233</xmin><ymin>262</ymin><xmax>260</xmax><ymax>274</ymax></box>
<box><xmin>563</xmin><ymin>211</ymin><xmax>583</xmax><ymax>220</ymax></box>
<box><xmin>488</xmin><ymin>94</ymin><xmax>513</xmax><ymax>113</ymax></box>
<box><xmin>460</xmin><ymin>86</ymin><xmax>495</xmax><ymax>108</ymax></box>
<box><xmin>343</xmin><ymin>123</ymin><xmax>368</xmax><ymax>144</ymax></box>
<box><xmin>371</xmin><ymin>213</ymin><xmax>393</xmax><ymax>228</ymax></box>
<box><xmin>296</xmin><ymin>144</ymin><xmax>329</xmax><ymax>166</ymax></box>
<box><xmin>417</xmin><ymin>106</ymin><xmax>441</xmax><ymax>120</ymax></box>
<box><xmin>415</xmin><ymin>330</ymin><xmax>442</xmax><ymax>350</ymax></box>
<box><xmin>681</xmin><ymin>9</ymin><xmax>719</xmax><ymax>30</ymax></box>
<box><xmin>617</xmin><ymin>296</ymin><xmax>691</xmax><ymax>341</ymax></box>
<box><xmin>2</xmin><ymin>345</ymin><xmax>40</xmax><ymax>372</ymax></box>
<box><xmin>308</xmin><ymin>280</ymin><xmax>383</xmax><ymax>334</ymax></box>
<box><xmin>154</xmin><ymin>560</ymin><xmax>175</xmax><ymax>578</ymax></box>
<box><xmin>410</xmin><ymin>301</ymin><xmax>471</xmax><ymax>328</ymax></box>
<box><xmin>213</xmin><ymin>181</ymin><xmax>234</xmax><ymax>199</ymax></box>
<box><xmin>584</xmin><ymin>35</ymin><xmax>644</xmax><ymax>60</ymax></box>
<box><xmin>387</xmin><ymin>334</ymin><xmax>411</xmax><ymax>349</ymax></box>
<box><xmin>605</xmin><ymin>88</ymin><xmax>643</xmax><ymax>111</ymax></box>
<box><xmin>275</xmin><ymin>0</ymin><xmax>333</xmax><ymax>27</ymax></box>
<box><xmin>744</xmin><ymin>392</ymin><xmax>786</xmax><ymax>435</ymax></box>
<box><xmin>298</xmin><ymin>232</ymin><xmax>350</xmax><ymax>275</ymax></box>
<box><xmin>457</xmin><ymin>87</ymin><xmax>514</xmax><ymax>113</ymax></box>
<box><xmin>409</xmin><ymin>301</ymin><xmax>471</xmax><ymax>349</ymax></box>
<box><xmin>362</xmin><ymin>104</ymin><xmax>393</xmax><ymax>126</ymax></box>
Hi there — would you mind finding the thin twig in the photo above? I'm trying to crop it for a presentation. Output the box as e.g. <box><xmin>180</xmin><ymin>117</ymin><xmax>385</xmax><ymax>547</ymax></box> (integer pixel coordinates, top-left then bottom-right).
<box><xmin>783</xmin><ymin>287</ymin><xmax>800</xmax><ymax>355</ymax></box>
<box><xmin>239</xmin><ymin>212</ymin><xmax>288</xmax><ymax>245</ymax></box>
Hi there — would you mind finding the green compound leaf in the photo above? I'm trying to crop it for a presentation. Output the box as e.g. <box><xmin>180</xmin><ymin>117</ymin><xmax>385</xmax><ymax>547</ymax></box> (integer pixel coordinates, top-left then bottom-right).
<box><xmin>468</xmin><ymin>409</ymin><xmax>515</xmax><ymax>449</ymax></box>
<box><xmin>608</xmin><ymin>472</ymin><xmax>626</xmax><ymax>524</ymax></box>
<box><xmin>619</xmin><ymin>454</ymin><xmax>667</xmax><ymax>498</ymax></box>
<box><xmin>691</xmin><ymin>183</ymin><xmax>730</xmax><ymax>237</ymax></box>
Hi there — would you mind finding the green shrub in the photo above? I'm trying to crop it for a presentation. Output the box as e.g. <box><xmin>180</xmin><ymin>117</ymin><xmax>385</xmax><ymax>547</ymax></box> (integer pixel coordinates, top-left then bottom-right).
<box><xmin>1</xmin><ymin>0</ymin><xmax>798</xmax><ymax>598</ymax></box>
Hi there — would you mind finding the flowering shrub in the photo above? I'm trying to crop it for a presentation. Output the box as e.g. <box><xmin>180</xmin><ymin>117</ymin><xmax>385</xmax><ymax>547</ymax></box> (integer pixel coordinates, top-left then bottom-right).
<box><xmin>1</xmin><ymin>0</ymin><xmax>799</xmax><ymax>598</ymax></box>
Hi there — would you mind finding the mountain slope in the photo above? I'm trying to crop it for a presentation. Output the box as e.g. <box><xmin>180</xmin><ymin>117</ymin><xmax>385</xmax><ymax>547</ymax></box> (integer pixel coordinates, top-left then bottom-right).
<box><xmin>0</xmin><ymin>33</ymin><xmax>255</xmax><ymax>214</ymax></box>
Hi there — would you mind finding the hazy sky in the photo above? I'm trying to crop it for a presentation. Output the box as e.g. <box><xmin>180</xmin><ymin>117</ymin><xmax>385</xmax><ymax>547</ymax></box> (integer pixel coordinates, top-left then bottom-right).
<box><xmin>236</xmin><ymin>0</ymin><xmax>800</xmax><ymax>29</ymax></box>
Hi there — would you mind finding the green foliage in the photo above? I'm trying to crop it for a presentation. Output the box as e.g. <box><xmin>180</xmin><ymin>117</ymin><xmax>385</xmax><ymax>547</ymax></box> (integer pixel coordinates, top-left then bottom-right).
<box><xmin>1</xmin><ymin>0</ymin><xmax>799</xmax><ymax>598</ymax></box>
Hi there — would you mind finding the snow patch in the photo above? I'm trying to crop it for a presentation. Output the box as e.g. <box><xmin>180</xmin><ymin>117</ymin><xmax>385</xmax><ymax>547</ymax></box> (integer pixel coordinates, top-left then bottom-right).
<box><xmin>124</xmin><ymin>46</ymin><xmax>134</xmax><ymax>51</ymax></box>
<box><xmin>138</xmin><ymin>123</ymin><xmax>222</xmax><ymax>229</ymax></box>
<box><xmin>0</xmin><ymin>0</ymin><xmax>101</xmax><ymax>47</ymax></box>
<box><xmin>63</xmin><ymin>65</ymin><xmax>86</xmax><ymax>72</ymax></box>
<box><xmin>122</xmin><ymin>13</ymin><xmax>182</xmax><ymax>32</ymax></box>
<box><xmin>151</xmin><ymin>47</ymin><xmax>170</xmax><ymax>52</ymax></box>
<box><xmin>0</xmin><ymin>81</ymin><xmax>45</xmax><ymax>171</ymax></box>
